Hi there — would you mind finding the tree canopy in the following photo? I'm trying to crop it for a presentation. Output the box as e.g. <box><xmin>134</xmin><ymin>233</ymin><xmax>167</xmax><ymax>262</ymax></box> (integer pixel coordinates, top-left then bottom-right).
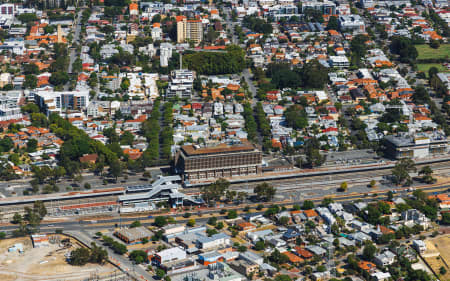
<box><xmin>183</xmin><ymin>45</ymin><xmax>245</xmax><ymax>75</ymax></box>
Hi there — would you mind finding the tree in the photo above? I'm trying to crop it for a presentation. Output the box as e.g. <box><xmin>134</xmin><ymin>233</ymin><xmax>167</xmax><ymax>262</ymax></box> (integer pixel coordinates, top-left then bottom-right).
<box><xmin>326</xmin><ymin>16</ymin><xmax>339</xmax><ymax>30</ymax></box>
<box><xmin>17</xmin><ymin>13</ymin><xmax>38</xmax><ymax>23</ymax></box>
<box><xmin>269</xmin><ymin>249</ymin><xmax>289</xmax><ymax>264</ymax></box>
<box><xmin>390</xmin><ymin>36</ymin><xmax>418</xmax><ymax>62</ymax></box>
<box><xmin>242</xmin><ymin>15</ymin><xmax>272</xmax><ymax>35</ymax></box>
<box><xmin>207</xmin><ymin>217</ymin><xmax>217</xmax><ymax>226</ymax></box>
<box><xmin>109</xmin><ymin>160</ymin><xmax>122</xmax><ymax>181</ymax></box>
<box><xmin>130</xmin><ymin>220</ymin><xmax>141</xmax><ymax>228</ymax></box>
<box><xmin>129</xmin><ymin>250</ymin><xmax>148</xmax><ymax>264</ymax></box>
<box><xmin>302</xmin><ymin>200</ymin><xmax>314</xmax><ymax>210</ymax></box>
<box><xmin>369</xmin><ymin>180</ymin><xmax>376</xmax><ymax>188</ymax></box>
<box><xmin>84</xmin><ymin>183</ymin><xmax>91</xmax><ymax>189</ymax></box>
<box><xmin>69</xmin><ymin>247</ymin><xmax>91</xmax><ymax>265</ymax></box>
<box><xmin>387</xmin><ymin>191</ymin><xmax>394</xmax><ymax>201</ymax></box>
<box><xmin>254</xmin><ymin>182</ymin><xmax>276</xmax><ymax>201</ymax></box>
<box><xmin>120</xmin><ymin>131</ymin><xmax>134</xmax><ymax>145</ymax></box>
<box><xmin>154</xmin><ymin>216</ymin><xmax>168</xmax><ymax>227</ymax></box>
<box><xmin>89</xmin><ymin>243</ymin><xmax>108</xmax><ymax>264</ymax></box>
<box><xmin>321</xmin><ymin>198</ymin><xmax>334</xmax><ymax>206</ymax></box>
<box><xmin>305</xmin><ymin>138</ymin><xmax>326</xmax><ymax>168</ymax></box>
<box><xmin>428</xmin><ymin>67</ymin><xmax>439</xmax><ymax>79</ymax></box>
<box><xmin>227</xmin><ymin>210</ymin><xmax>238</xmax><ymax>219</ymax></box>
<box><xmin>284</xmin><ymin>105</ymin><xmax>308</xmax><ymax>130</ymax></box>
<box><xmin>279</xmin><ymin>216</ymin><xmax>289</xmax><ymax>226</ymax></box>
<box><xmin>413</xmin><ymin>86</ymin><xmax>430</xmax><ymax>104</ymax></box>
<box><xmin>23</xmin><ymin>63</ymin><xmax>39</xmax><ymax>75</ymax></box>
<box><xmin>187</xmin><ymin>219</ymin><xmax>196</xmax><ymax>227</ymax></box>
<box><xmin>156</xmin><ymin>268</ymin><xmax>166</xmax><ymax>279</ymax></box>
<box><xmin>419</xmin><ymin>166</ymin><xmax>435</xmax><ymax>184</ymax></box>
<box><xmin>430</xmin><ymin>40</ymin><xmax>440</xmax><ymax>49</ymax></box>
<box><xmin>392</xmin><ymin>158</ymin><xmax>416</xmax><ymax>186</ymax></box>
<box><xmin>12</xmin><ymin>213</ymin><xmax>22</xmax><ymax>224</ymax></box>
<box><xmin>362</xmin><ymin>242</ymin><xmax>377</xmax><ymax>261</ymax></box>
<box><xmin>49</xmin><ymin>72</ymin><xmax>69</xmax><ymax>86</ymax></box>
<box><xmin>183</xmin><ymin>45</ymin><xmax>245</xmax><ymax>75</ymax></box>
<box><xmin>33</xmin><ymin>201</ymin><xmax>47</xmax><ymax>219</ymax></box>
<box><xmin>225</xmin><ymin>190</ymin><xmax>237</xmax><ymax>202</ymax></box>
<box><xmin>275</xmin><ymin>275</ymin><xmax>292</xmax><ymax>281</ymax></box>
<box><xmin>299</xmin><ymin>60</ymin><xmax>328</xmax><ymax>89</ymax></box>
<box><xmin>24</xmin><ymin>74</ymin><xmax>37</xmax><ymax>89</ymax></box>
<box><xmin>339</xmin><ymin>182</ymin><xmax>348</xmax><ymax>192</ymax></box>
<box><xmin>202</xmin><ymin>178</ymin><xmax>230</xmax><ymax>204</ymax></box>
<box><xmin>254</xmin><ymin>240</ymin><xmax>266</xmax><ymax>251</ymax></box>
<box><xmin>0</xmin><ymin>232</ymin><xmax>5</xmax><ymax>239</ymax></box>
<box><xmin>442</xmin><ymin>212</ymin><xmax>450</xmax><ymax>225</ymax></box>
<box><xmin>26</xmin><ymin>138</ymin><xmax>38</xmax><ymax>153</ymax></box>
<box><xmin>119</xmin><ymin>77</ymin><xmax>130</xmax><ymax>91</ymax></box>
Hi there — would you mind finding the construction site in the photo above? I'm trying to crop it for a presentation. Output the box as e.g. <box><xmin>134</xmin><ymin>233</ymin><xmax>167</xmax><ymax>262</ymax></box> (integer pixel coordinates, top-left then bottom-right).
<box><xmin>0</xmin><ymin>234</ymin><xmax>123</xmax><ymax>281</ymax></box>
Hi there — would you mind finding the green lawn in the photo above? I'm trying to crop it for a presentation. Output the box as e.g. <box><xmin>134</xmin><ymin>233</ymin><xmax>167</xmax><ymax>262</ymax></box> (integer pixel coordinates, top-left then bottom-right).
<box><xmin>415</xmin><ymin>44</ymin><xmax>450</xmax><ymax>60</ymax></box>
<box><xmin>417</xmin><ymin>63</ymin><xmax>449</xmax><ymax>77</ymax></box>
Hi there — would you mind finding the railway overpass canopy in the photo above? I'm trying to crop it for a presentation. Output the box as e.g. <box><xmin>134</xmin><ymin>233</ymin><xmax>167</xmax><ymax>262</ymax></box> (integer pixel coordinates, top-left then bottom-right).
<box><xmin>119</xmin><ymin>175</ymin><xmax>203</xmax><ymax>208</ymax></box>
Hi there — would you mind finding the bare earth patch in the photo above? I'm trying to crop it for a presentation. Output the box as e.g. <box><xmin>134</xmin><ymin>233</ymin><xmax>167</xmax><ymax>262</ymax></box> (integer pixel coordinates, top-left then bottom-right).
<box><xmin>0</xmin><ymin>236</ymin><xmax>116</xmax><ymax>280</ymax></box>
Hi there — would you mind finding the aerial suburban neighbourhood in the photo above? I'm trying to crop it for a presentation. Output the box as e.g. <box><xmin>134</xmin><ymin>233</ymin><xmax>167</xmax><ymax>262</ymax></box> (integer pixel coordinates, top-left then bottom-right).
<box><xmin>0</xmin><ymin>0</ymin><xmax>447</xmax><ymax>280</ymax></box>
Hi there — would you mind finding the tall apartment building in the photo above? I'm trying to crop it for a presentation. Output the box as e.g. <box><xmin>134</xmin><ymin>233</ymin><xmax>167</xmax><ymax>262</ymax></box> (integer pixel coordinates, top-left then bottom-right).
<box><xmin>176</xmin><ymin>16</ymin><xmax>203</xmax><ymax>45</ymax></box>
<box><xmin>166</xmin><ymin>69</ymin><xmax>194</xmax><ymax>99</ymax></box>
<box><xmin>160</xmin><ymin>42</ymin><xmax>173</xmax><ymax>67</ymax></box>
<box><xmin>174</xmin><ymin>140</ymin><xmax>262</xmax><ymax>182</ymax></box>
<box><xmin>0</xmin><ymin>4</ymin><xmax>15</xmax><ymax>18</ymax></box>
<box><xmin>34</xmin><ymin>91</ymin><xmax>90</xmax><ymax>116</ymax></box>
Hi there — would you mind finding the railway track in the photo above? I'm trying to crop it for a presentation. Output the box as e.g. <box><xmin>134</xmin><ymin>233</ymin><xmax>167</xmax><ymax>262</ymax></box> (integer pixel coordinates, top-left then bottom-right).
<box><xmin>221</xmin><ymin>160</ymin><xmax>450</xmax><ymax>192</ymax></box>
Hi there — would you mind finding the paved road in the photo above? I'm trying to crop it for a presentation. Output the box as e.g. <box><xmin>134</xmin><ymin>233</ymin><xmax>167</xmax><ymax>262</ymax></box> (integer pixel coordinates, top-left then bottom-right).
<box><xmin>242</xmin><ymin>68</ymin><xmax>257</xmax><ymax>104</ymax></box>
<box><xmin>66</xmin><ymin>7</ymin><xmax>83</xmax><ymax>79</ymax></box>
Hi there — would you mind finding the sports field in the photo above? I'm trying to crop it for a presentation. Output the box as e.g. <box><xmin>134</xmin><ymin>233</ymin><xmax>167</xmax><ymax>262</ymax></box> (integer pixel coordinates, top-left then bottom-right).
<box><xmin>415</xmin><ymin>44</ymin><xmax>450</xmax><ymax>61</ymax></box>
<box><xmin>417</xmin><ymin>63</ymin><xmax>449</xmax><ymax>77</ymax></box>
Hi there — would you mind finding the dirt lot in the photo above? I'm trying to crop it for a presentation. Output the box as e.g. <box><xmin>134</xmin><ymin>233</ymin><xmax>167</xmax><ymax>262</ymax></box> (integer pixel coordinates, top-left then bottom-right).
<box><xmin>423</xmin><ymin>235</ymin><xmax>450</xmax><ymax>281</ymax></box>
<box><xmin>0</xmin><ymin>236</ymin><xmax>116</xmax><ymax>280</ymax></box>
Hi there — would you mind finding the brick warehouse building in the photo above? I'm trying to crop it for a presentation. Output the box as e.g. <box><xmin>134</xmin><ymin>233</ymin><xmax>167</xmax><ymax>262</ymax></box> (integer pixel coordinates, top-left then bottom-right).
<box><xmin>174</xmin><ymin>140</ymin><xmax>262</xmax><ymax>182</ymax></box>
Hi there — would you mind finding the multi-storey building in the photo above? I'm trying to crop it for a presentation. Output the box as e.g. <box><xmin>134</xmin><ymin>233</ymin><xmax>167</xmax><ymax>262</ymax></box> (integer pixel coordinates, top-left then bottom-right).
<box><xmin>176</xmin><ymin>16</ymin><xmax>203</xmax><ymax>45</ymax></box>
<box><xmin>174</xmin><ymin>140</ymin><xmax>263</xmax><ymax>182</ymax></box>
<box><xmin>384</xmin><ymin>133</ymin><xmax>449</xmax><ymax>159</ymax></box>
<box><xmin>338</xmin><ymin>15</ymin><xmax>365</xmax><ymax>33</ymax></box>
<box><xmin>166</xmin><ymin>69</ymin><xmax>194</xmax><ymax>99</ymax></box>
<box><xmin>34</xmin><ymin>91</ymin><xmax>90</xmax><ymax>116</ymax></box>
<box><xmin>302</xmin><ymin>1</ymin><xmax>336</xmax><ymax>15</ymax></box>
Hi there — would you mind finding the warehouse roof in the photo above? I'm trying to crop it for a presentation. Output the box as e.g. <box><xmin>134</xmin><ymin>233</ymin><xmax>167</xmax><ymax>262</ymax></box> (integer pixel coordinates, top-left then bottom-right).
<box><xmin>115</xmin><ymin>226</ymin><xmax>152</xmax><ymax>241</ymax></box>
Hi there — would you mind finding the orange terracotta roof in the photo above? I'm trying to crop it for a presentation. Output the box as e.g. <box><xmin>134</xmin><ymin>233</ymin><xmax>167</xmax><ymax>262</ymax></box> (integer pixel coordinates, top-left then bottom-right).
<box><xmin>282</xmin><ymin>251</ymin><xmax>304</xmax><ymax>263</ymax></box>
<box><xmin>303</xmin><ymin>209</ymin><xmax>318</xmax><ymax>217</ymax></box>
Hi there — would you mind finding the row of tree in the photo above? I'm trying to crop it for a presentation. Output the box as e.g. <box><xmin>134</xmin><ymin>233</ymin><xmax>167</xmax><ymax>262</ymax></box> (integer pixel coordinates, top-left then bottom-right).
<box><xmin>69</xmin><ymin>243</ymin><xmax>108</xmax><ymax>266</ymax></box>
<box><xmin>242</xmin><ymin>103</ymin><xmax>257</xmax><ymax>142</ymax></box>
<box><xmin>161</xmin><ymin>102</ymin><xmax>174</xmax><ymax>160</ymax></box>
<box><xmin>140</xmin><ymin>100</ymin><xmax>161</xmax><ymax>166</ymax></box>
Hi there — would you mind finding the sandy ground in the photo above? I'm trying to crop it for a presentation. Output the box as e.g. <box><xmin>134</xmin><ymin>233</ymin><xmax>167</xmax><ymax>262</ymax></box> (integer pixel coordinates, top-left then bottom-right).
<box><xmin>423</xmin><ymin>235</ymin><xmax>450</xmax><ymax>281</ymax></box>
<box><xmin>0</xmin><ymin>236</ymin><xmax>116</xmax><ymax>280</ymax></box>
